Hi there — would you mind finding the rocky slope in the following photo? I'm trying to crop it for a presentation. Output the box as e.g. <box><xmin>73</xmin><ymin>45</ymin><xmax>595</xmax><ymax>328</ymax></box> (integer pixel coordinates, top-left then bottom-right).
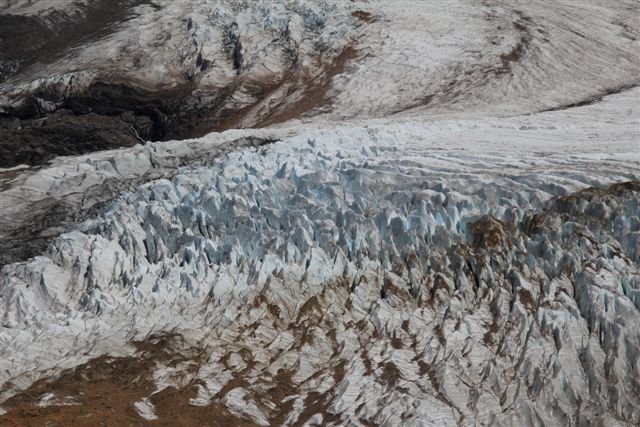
<box><xmin>0</xmin><ymin>0</ymin><xmax>358</xmax><ymax>167</ymax></box>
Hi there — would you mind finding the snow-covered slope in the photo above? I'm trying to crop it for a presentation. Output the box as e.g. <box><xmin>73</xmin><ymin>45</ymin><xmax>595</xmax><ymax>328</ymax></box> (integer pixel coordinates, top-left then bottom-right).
<box><xmin>278</xmin><ymin>0</ymin><xmax>640</xmax><ymax>123</ymax></box>
<box><xmin>0</xmin><ymin>0</ymin><xmax>639</xmax><ymax>425</ymax></box>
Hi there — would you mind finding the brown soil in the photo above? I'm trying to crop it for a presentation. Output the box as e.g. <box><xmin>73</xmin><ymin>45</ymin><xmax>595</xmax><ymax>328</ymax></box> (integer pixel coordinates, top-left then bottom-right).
<box><xmin>469</xmin><ymin>216</ymin><xmax>510</xmax><ymax>250</ymax></box>
<box><xmin>497</xmin><ymin>17</ymin><xmax>531</xmax><ymax>73</ymax></box>
<box><xmin>0</xmin><ymin>335</ymin><xmax>258</xmax><ymax>427</ymax></box>
<box><xmin>252</xmin><ymin>46</ymin><xmax>359</xmax><ymax>128</ymax></box>
<box><xmin>518</xmin><ymin>288</ymin><xmax>537</xmax><ymax>314</ymax></box>
<box><xmin>380</xmin><ymin>362</ymin><xmax>401</xmax><ymax>389</ymax></box>
<box><xmin>351</xmin><ymin>10</ymin><xmax>376</xmax><ymax>23</ymax></box>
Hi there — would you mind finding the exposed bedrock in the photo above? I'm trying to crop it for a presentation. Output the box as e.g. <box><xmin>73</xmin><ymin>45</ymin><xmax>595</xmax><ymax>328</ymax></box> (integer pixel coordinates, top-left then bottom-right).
<box><xmin>0</xmin><ymin>83</ymin><xmax>192</xmax><ymax>167</ymax></box>
<box><xmin>0</xmin><ymin>0</ymin><xmax>360</xmax><ymax>167</ymax></box>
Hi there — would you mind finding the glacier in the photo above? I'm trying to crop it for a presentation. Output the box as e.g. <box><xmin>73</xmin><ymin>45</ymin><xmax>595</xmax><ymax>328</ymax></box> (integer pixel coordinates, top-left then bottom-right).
<box><xmin>0</xmin><ymin>0</ymin><xmax>639</xmax><ymax>425</ymax></box>
<box><xmin>2</xmin><ymin>109</ymin><xmax>640</xmax><ymax>424</ymax></box>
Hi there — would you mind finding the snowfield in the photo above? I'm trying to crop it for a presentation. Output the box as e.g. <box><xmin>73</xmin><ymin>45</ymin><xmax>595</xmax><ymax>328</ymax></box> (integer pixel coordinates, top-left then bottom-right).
<box><xmin>1</xmin><ymin>0</ymin><xmax>639</xmax><ymax>425</ymax></box>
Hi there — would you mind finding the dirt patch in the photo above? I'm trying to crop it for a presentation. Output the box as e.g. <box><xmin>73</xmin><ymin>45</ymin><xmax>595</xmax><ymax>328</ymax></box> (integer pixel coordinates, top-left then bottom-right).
<box><xmin>483</xmin><ymin>291</ymin><xmax>503</xmax><ymax>347</ymax></box>
<box><xmin>390</xmin><ymin>333</ymin><xmax>404</xmax><ymax>349</ymax></box>
<box><xmin>433</xmin><ymin>324</ymin><xmax>446</xmax><ymax>346</ymax></box>
<box><xmin>523</xmin><ymin>212</ymin><xmax>546</xmax><ymax>236</ymax></box>
<box><xmin>609</xmin><ymin>180</ymin><xmax>640</xmax><ymax>196</ymax></box>
<box><xmin>495</xmin><ymin>11</ymin><xmax>532</xmax><ymax>75</ymax></box>
<box><xmin>0</xmin><ymin>334</ymin><xmax>257</xmax><ymax>426</ymax></box>
<box><xmin>380</xmin><ymin>361</ymin><xmax>402</xmax><ymax>389</ymax></box>
<box><xmin>483</xmin><ymin>317</ymin><xmax>501</xmax><ymax>346</ymax></box>
<box><xmin>417</xmin><ymin>359</ymin><xmax>455</xmax><ymax>407</ymax></box>
<box><xmin>469</xmin><ymin>216</ymin><xmax>510</xmax><ymax>250</ymax></box>
<box><xmin>290</xmin><ymin>360</ymin><xmax>347</xmax><ymax>426</ymax></box>
<box><xmin>253</xmin><ymin>45</ymin><xmax>359</xmax><ymax>128</ymax></box>
<box><xmin>295</xmin><ymin>295</ymin><xmax>321</xmax><ymax>323</ymax></box>
<box><xmin>352</xmin><ymin>10</ymin><xmax>375</xmax><ymax>23</ymax></box>
<box><xmin>265</xmin><ymin>369</ymin><xmax>298</xmax><ymax>426</ymax></box>
<box><xmin>518</xmin><ymin>288</ymin><xmax>537</xmax><ymax>314</ymax></box>
<box><xmin>292</xmin><ymin>390</ymin><xmax>342</xmax><ymax>427</ymax></box>
<box><xmin>361</xmin><ymin>351</ymin><xmax>375</xmax><ymax>376</ymax></box>
<box><xmin>498</xmin><ymin>22</ymin><xmax>529</xmax><ymax>72</ymax></box>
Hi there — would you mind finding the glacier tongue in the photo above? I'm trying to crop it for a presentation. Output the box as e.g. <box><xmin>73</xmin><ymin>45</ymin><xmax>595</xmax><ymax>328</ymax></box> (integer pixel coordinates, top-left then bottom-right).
<box><xmin>1</xmin><ymin>122</ymin><xmax>640</xmax><ymax>425</ymax></box>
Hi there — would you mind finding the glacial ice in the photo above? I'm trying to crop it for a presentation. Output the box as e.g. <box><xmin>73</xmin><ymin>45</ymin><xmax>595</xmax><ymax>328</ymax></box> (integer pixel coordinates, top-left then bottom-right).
<box><xmin>1</xmin><ymin>124</ymin><xmax>639</xmax><ymax>424</ymax></box>
<box><xmin>0</xmin><ymin>0</ymin><xmax>639</xmax><ymax>424</ymax></box>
